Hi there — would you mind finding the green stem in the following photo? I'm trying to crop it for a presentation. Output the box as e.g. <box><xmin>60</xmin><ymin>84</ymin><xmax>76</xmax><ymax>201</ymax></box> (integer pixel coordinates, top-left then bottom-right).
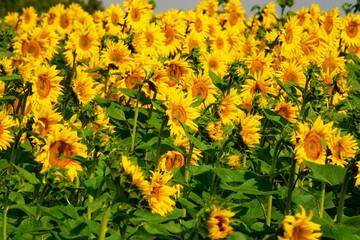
<box><xmin>36</xmin><ymin>184</ymin><xmax>50</xmax><ymax>220</ymax></box>
<box><xmin>98</xmin><ymin>203</ymin><xmax>112</xmax><ymax>240</ymax></box>
<box><xmin>183</xmin><ymin>141</ymin><xmax>194</xmax><ymax>200</ymax></box>
<box><xmin>87</xmin><ymin>147</ymin><xmax>98</xmax><ymax>220</ymax></box>
<box><xmin>285</xmin><ymin>158</ymin><xmax>297</xmax><ymax>215</ymax></box>
<box><xmin>336</xmin><ymin>170</ymin><xmax>351</xmax><ymax>223</ymax></box>
<box><xmin>131</xmin><ymin>87</ymin><xmax>142</xmax><ymax>152</ymax></box>
<box><xmin>8</xmin><ymin>129</ymin><xmax>25</xmax><ymax>174</ymax></box>
<box><xmin>3</xmin><ymin>192</ymin><xmax>8</xmax><ymax>240</ymax></box>
<box><xmin>319</xmin><ymin>182</ymin><xmax>326</xmax><ymax>218</ymax></box>
<box><xmin>266</xmin><ymin>139</ymin><xmax>283</xmax><ymax>226</ymax></box>
<box><xmin>155</xmin><ymin>116</ymin><xmax>167</xmax><ymax>169</ymax></box>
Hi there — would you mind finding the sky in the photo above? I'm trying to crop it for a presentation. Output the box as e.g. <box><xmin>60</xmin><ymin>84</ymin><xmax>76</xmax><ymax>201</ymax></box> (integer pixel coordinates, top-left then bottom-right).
<box><xmin>100</xmin><ymin>0</ymin><xmax>357</xmax><ymax>16</ymax></box>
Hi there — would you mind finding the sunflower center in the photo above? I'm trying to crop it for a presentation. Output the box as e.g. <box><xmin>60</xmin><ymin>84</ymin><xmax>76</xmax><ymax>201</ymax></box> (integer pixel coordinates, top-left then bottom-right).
<box><xmin>60</xmin><ymin>14</ymin><xmax>70</xmax><ymax>29</ymax></box>
<box><xmin>125</xmin><ymin>74</ymin><xmax>142</xmax><ymax>90</ymax></box>
<box><xmin>251</xmin><ymin>82</ymin><xmax>266</xmax><ymax>94</ymax></box>
<box><xmin>131</xmin><ymin>8</ymin><xmax>141</xmax><ymax>22</ymax></box>
<box><xmin>216</xmin><ymin>38</ymin><xmax>224</xmax><ymax>50</ymax></box>
<box><xmin>285</xmin><ymin>29</ymin><xmax>293</xmax><ymax>44</ymax></box>
<box><xmin>165</xmin><ymin>151</ymin><xmax>184</xmax><ymax>171</ymax></box>
<box><xmin>323</xmin><ymin>59</ymin><xmax>336</xmax><ymax>74</ymax></box>
<box><xmin>275</xmin><ymin>106</ymin><xmax>291</xmax><ymax>120</ymax></box>
<box><xmin>250</xmin><ymin>61</ymin><xmax>264</xmax><ymax>75</ymax></box>
<box><xmin>23</xmin><ymin>40</ymin><xmax>41</xmax><ymax>58</ymax></box>
<box><xmin>0</xmin><ymin>124</ymin><xmax>3</xmax><ymax>136</ymax></box>
<box><xmin>172</xmin><ymin>106</ymin><xmax>187</xmax><ymax>126</ymax></box>
<box><xmin>215</xmin><ymin>216</ymin><xmax>226</xmax><ymax>232</ymax></box>
<box><xmin>151</xmin><ymin>186</ymin><xmax>160</xmax><ymax>199</ymax></box>
<box><xmin>111</xmin><ymin>12</ymin><xmax>119</xmax><ymax>24</ymax></box>
<box><xmin>229</xmin><ymin>11</ymin><xmax>238</xmax><ymax>26</ymax></box>
<box><xmin>188</xmin><ymin>39</ymin><xmax>199</xmax><ymax>51</ymax></box>
<box><xmin>49</xmin><ymin>141</ymin><xmax>72</xmax><ymax>168</ymax></box>
<box><xmin>79</xmin><ymin>35</ymin><xmax>91</xmax><ymax>50</ymax></box>
<box><xmin>284</xmin><ymin>71</ymin><xmax>298</xmax><ymax>84</ymax></box>
<box><xmin>36</xmin><ymin>74</ymin><xmax>51</xmax><ymax>98</ymax></box>
<box><xmin>24</xmin><ymin>12</ymin><xmax>31</xmax><ymax>24</ymax></box>
<box><xmin>164</xmin><ymin>26</ymin><xmax>175</xmax><ymax>45</ymax></box>
<box><xmin>145</xmin><ymin>32</ymin><xmax>154</xmax><ymax>47</ymax></box>
<box><xmin>48</xmin><ymin>13</ymin><xmax>56</xmax><ymax>25</ymax></box>
<box><xmin>207</xmin><ymin>5</ymin><xmax>215</xmax><ymax>17</ymax></box>
<box><xmin>192</xmin><ymin>83</ymin><xmax>208</xmax><ymax>99</ymax></box>
<box><xmin>109</xmin><ymin>51</ymin><xmax>123</xmax><ymax>63</ymax></box>
<box><xmin>195</xmin><ymin>18</ymin><xmax>202</xmax><ymax>32</ymax></box>
<box><xmin>346</xmin><ymin>22</ymin><xmax>358</xmax><ymax>38</ymax></box>
<box><xmin>304</xmin><ymin>133</ymin><xmax>322</xmax><ymax>161</ymax></box>
<box><xmin>324</xmin><ymin>17</ymin><xmax>333</xmax><ymax>34</ymax></box>
<box><xmin>37</xmin><ymin>117</ymin><xmax>49</xmax><ymax>136</ymax></box>
<box><xmin>208</xmin><ymin>59</ymin><xmax>218</xmax><ymax>70</ymax></box>
<box><xmin>167</xmin><ymin>64</ymin><xmax>182</xmax><ymax>86</ymax></box>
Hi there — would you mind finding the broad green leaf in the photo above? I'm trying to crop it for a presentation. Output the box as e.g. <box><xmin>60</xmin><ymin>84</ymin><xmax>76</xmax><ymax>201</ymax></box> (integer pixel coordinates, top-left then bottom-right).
<box><xmin>106</xmin><ymin>102</ymin><xmax>126</xmax><ymax>121</ymax></box>
<box><xmin>303</xmin><ymin>160</ymin><xmax>347</xmax><ymax>186</ymax></box>
<box><xmin>0</xmin><ymin>74</ymin><xmax>22</xmax><ymax>81</ymax></box>
<box><xmin>12</xmin><ymin>164</ymin><xmax>40</xmax><ymax>185</ymax></box>
<box><xmin>0</xmin><ymin>48</ymin><xmax>15</xmax><ymax>58</ymax></box>
<box><xmin>9</xmin><ymin>205</ymin><xmax>36</xmax><ymax>218</ymax></box>
<box><xmin>119</xmin><ymin>88</ymin><xmax>138</xmax><ymax>98</ymax></box>
<box><xmin>84</xmin><ymin>176</ymin><xmax>104</xmax><ymax>197</ymax></box>
<box><xmin>263</xmin><ymin>108</ymin><xmax>289</xmax><ymax>127</ymax></box>
<box><xmin>130</xmin><ymin>208</ymin><xmax>183</xmax><ymax>224</ymax></box>
<box><xmin>59</xmin><ymin>219</ymin><xmax>89</xmax><ymax>239</ymax></box>
<box><xmin>228</xmin><ymin>232</ymin><xmax>248</xmax><ymax>240</ymax></box>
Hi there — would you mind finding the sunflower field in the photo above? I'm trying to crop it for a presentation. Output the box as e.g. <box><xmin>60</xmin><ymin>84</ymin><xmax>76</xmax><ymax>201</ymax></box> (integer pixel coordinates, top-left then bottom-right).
<box><xmin>1</xmin><ymin>0</ymin><xmax>360</xmax><ymax>239</ymax></box>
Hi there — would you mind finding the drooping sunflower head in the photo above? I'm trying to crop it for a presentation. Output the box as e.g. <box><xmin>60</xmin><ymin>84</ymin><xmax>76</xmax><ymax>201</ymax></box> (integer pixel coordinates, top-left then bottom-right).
<box><xmin>239</xmin><ymin>113</ymin><xmax>262</xmax><ymax>148</ymax></box>
<box><xmin>187</xmin><ymin>72</ymin><xmax>219</xmax><ymax>107</ymax></box>
<box><xmin>20</xmin><ymin>6</ymin><xmax>38</xmax><ymax>32</ymax></box>
<box><xmin>159</xmin><ymin>151</ymin><xmax>185</xmax><ymax>172</ymax></box>
<box><xmin>274</xmin><ymin>97</ymin><xmax>297</xmax><ymax>123</ymax></box>
<box><xmin>32</xmin><ymin>105</ymin><xmax>62</xmax><ymax>139</ymax></box>
<box><xmin>328</xmin><ymin>130</ymin><xmax>358</xmax><ymax>167</ymax></box>
<box><xmin>105</xmin><ymin>3</ymin><xmax>125</xmax><ymax>36</ymax></box>
<box><xmin>206</xmin><ymin>121</ymin><xmax>223</xmax><ymax>142</ymax></box>
<box><xmin>278</xmin><ymin>205</ymin><xmax>322</xmax><ymax>240</ymax></box>
<box><xmin>207</xmin><ymin>205</ymin><xmax>235</xmax><ymax>240</ymax></box>
<box><xmin>5</xmin><ymin>12</ymin><xmax>19</xmax><ymax>29</ymax></box>
<box><xmin>73</xmin><ymin>67</ymin><xmax>97</xmax><ymax>106</ymax></box>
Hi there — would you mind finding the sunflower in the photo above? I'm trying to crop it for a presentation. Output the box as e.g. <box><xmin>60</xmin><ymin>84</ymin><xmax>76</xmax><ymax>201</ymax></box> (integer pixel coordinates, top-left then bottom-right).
<box><xmin>158</xmin><ymin>10</ymin><xmax>186</xmax><ymax>58</ymax></box>
<box><xmin>228</xmin><ymin>155</ymin><xmax>241</xmax><ymax>169</ymax></box>
<box><xmin>30</xmin><ymin>64</ymin><xmax>63</xmax><ymax>107</ymax></box>
<box><xmin>223</xmin><ymin>0</ymin><xmax>246</xmax><ymax>33</ymax></box>
<box><xmin>159</xmin><ymin>151</ymin><xmax>185</xmax><ymax>172</ymax></box>
<box><xmin>238</xmin><ymin>33</ymin><xmax>260</xmax><ymax>58</ymax></box>
<box><xmin>295</xmin><ymin>7</ymin><xmax>312</xmax><ymax>30</ymax></box>
<box><xmin>355</xmin><ymin>162</ymin><xmax>360</xmax><ymax>187</ymax></box>
<box><xmin>0</xmin><ymin>57</ymin><xmax>14</xmax><ymax>76</ymax></box>
<box><xmin>43</xmin><ymin>4</ymin><xmax>62</xmax><ymax>30</ymax></box>
<box><xmin>174</xmin><ymin>136</ymin><xmax>202</xmax><ymax>166</ymax></box>
<box><xmin>198</xmin><ymin>0</ymin><xmax>219</xmax><ymax>18</ymax></box>
<box><xmin>20</xmin><ymin>7</ymin><xmax>38</xmax><ymax>32</ymax></box>
<box><xmin>187</xmin><ymin>72</ymin><xmax>219</xmax><ymax>107</ymax></box>
<box><xmin>240</xmin><ymin>74</ymin><xmax>276</xmax><ymax>98</ymax></box>
<box><xmin>276</xmin><ymin>59</ymin><xmax>306</xmax><ymax>89</ymax></box>
<box><xmin>141</xmin><ymin>170</ymin><xmax>179</xmax><ymax>217</ymax></box>
<box><xmin>4</xmin><ymin>12</ymin><xmax>19</xmax><ymax>29</ymax></box>
<box><xmin>207</xmin><ymin>205</ymin><xmax>235</xmax><ymax>240</ymax></box>
<box><xmin>218</xmin><ymin>88</ymin><xmax>243</xmax><ymax>125</ymax></box>
<box><xmin>182</xmin><ymin>32</ymin><xmax>206</xmax><ymax>55</ymax></box>
<box><xmin>38</xmin><ymin>26</ymin><xmax>60</xmax><ymax>61</ymax></box>
<box><xmin>0</xmin><ymin>110</ymin><xmax>17</xmax><ymax>151</ymax></box>
<box><xmin>328</xmin><ymin>131</ymin><xmax>358</xmax><ymax>167</ymax></box>
<box><xmin>165</xmin><ymin>89</ymin><xmax>200</xmax><ymax>137</ymax></box>
<box><xmin>122</xmin><ymin>155</ymin><xmax>149</xmax><ymax>191</ymax></box>
<box><xmin>245</xmin><ymin>51</ymin><xmax>273</xmax><ymax>78</ymax></box>
<box><xmin>274</xmin><ymin>98</ymin><xmax>297</xmax><ymax>123</ymax></box>
<box><xmin>319</xmin><ymin>8</ymin><xmax>342</xmax><ymax>46</ymax></box>
<box><xmin>292</xmin><ymin>117</ymin><xmax>336</xmax><ymax>165</ymax></box>
<box><xmin>201</xmin><ymin>52</ymin><xmax>228</xmax><ymax>78</ymax></box>
<box><xmin>132</xmin><ymin>23</ymin><xmax>165</xmax><ymax>57</ymax></box>
<box><xmin>321</xmin><ymin>50</ymin><xmax>346</xmax><ymax>75</ymax></box>
<box><xmin>13</xmin><ymin>28</ymin><xmax>49</xmax><ymax>60</ymax></box>
<box><xmin>73</xmin><ymin>67</ymin><xmax>97</xmax><ymax>105</ymax></box>
<box><xmin>279</xmin><ymin>16</ymin><xmax>302</xmax><ymax>55</ymax></box>
<box><xmin>101</xmin><ymin>41</ymin><xmax>133</xmax><ymax>72</ymax></box>
<box><xmin>57</xmin><ymin>4</ymin><xmax>74</xmax><ymax>36</ymax></box>
<box><xmin>105</xmin><ymin>3</ymin><xmax>125</xmax><ymax>36</ymax></box>
<box><xmin>239</xmin><ymin>113</ymin><xmax>262</xmax><ymax>148</ymax></box>
<box><xmin>341</xmin><ymin>14</ymin><xmax>360</xmax><ymax>50</ymax></box>
<box><xmin>123</xmin><ymin>0</ymin><xmax>153</xmax><ymax>31</ymax></box>
<box><xmin>164</xmin><ymin>55</ymin><xmax>191</xmax><ymax>88</ymax></box>
<box><xmin>188</xmin><ymin>10</ymin><xmax>210</xmax><ymax>42</ymax></box>
<box><xmin>207</xmin><ymin>121</ymin><xmax>223</xmax><ymax>141</ymax></box>
<box><xmin>278</xmin><ymin>205</ymin><xmax>322</xmax><ymax>240</ymax></box>
<box><xmin>119</xmin><ymin>66</ymin><xmax>146</xmax><ymax>92</ymax></box>
<box><xmin>68</xmin><ymin>26</ymin><xmax>100</xmax><ymax>61</ymax></box>
<box><xmin>32</xmin><ymin>105</ymin><xmax>62</xmax><ymax>139</ymax></box>
<box><xmin>35</xmin><ymin>127</ymin><xmax>88</xmax><ymax>182</ymax></box>
<box><xmin>210</xmin><ymin>29</ymin><xmax>231</xmax><ymax>55</ymax></box>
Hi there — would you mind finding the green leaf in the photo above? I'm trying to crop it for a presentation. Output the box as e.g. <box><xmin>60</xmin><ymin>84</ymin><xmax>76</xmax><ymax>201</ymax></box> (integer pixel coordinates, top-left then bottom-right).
<box><xmin>129</xmin><ymin>208</ymin><xmax>183</xmax><ymax>224</ymax></box>
<box><xmin>119</xmin><ymin>88</ymin><xmax>138</xmax><ymax>98</ymax></box>
<box><xmin>12</xmin><ymin>164</ymin><xmax>40</xmax><ymax>185</ymax></box>
<box><xmin>151</xmin><ymin>99</ymin><xmax>166</xmax><ymax>113</ymax></box>
<box><xmin>0</xmin><ymin>95</ymin><xmax>16</xmax><ymax>102</ymax></box>
<box><xmin>228</xmin><ymin>232</ymin><xmax>248</xmax><ymax>240</ymax></box>
<box><xmin>0</xmin><ymin>48</ymin><xmax>15</xmax><ymax>58</ymax></box>
<box><xmin>263</xmin><ymin>108</ymin><xmax>288</xmax><ymax>127</ymax></box>
<box><xmin>59</xmin><ymin>219</ymin><xmax>89</xmax><ymax>239</ymax></box>
<box><xmin>0</xmin><ymin>74</ymin><xmax>22</xmax><ymax>81</ymax></box>
<box><xmin>303</xmin><ymin>160</ymin><xmax>347</xmax><ymax>186</ymax></box>
<box><xmin>84</xmin><ymin>176</ymin><xmax>103</xmax><ymax>197</ymax></box>
<box><xmin>251</xmin><ymin>5</ymin><xmax>260</xmax><ymax>12</ymax></box>
<box><xmin>106</xmin><ymin>102</ymin><xmax>126</xmax><ymax>121</ymax></box>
